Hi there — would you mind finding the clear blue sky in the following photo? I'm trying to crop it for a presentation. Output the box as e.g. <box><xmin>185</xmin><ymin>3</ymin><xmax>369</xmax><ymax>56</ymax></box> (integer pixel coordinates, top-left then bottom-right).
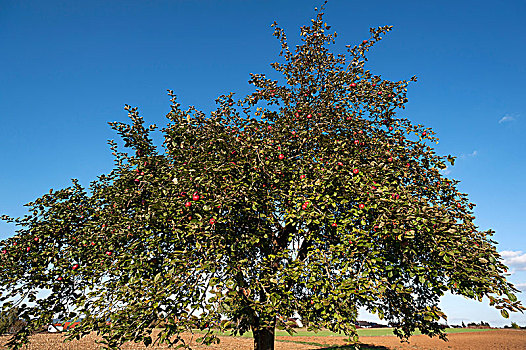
<box><xmin>1</xmin><ymin>0</ymin><xmax>525</xmax><ymax>327</ymax></box>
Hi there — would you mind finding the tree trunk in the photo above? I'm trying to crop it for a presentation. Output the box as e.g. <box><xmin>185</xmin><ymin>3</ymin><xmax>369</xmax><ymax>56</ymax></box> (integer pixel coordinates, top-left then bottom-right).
<box><xmin>253</xmin><ymin>326</ymin><xmax>275</xmax><ymax>350</ymax></box>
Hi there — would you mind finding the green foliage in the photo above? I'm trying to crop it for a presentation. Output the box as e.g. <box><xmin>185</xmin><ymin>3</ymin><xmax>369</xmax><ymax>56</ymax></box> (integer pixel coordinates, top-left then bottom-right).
<box><xmin>0</xmin><ymin>307</ymin><xmax>21</xmax><ymax>335</ymax></box>
<box><xmin>0</xmin><ymin>3</ymin><xmax>523</xmax><ymax>350</ymax></box>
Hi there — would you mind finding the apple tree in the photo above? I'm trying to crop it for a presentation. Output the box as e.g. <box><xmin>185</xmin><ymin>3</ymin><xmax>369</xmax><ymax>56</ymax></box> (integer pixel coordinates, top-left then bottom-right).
<box><xmin>1</xmin><ymin>4</ymin><xmax>523</xmax><ymax>350</ymax></box>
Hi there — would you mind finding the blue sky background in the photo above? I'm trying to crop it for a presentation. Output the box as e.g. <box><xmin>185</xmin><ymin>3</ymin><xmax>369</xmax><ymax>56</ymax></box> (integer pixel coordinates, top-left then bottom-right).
<box><xmin>1</xmin><ymin>0</ymin><xmax>525</xmax><ymax>327</ymax></box>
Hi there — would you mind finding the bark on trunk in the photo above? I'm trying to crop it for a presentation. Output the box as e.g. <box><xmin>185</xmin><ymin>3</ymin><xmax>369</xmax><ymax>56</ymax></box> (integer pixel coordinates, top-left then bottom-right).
<box><xmin>253</xmin><ymin>326</ymin><xmax>275</xmax><ymax>350</ymax></box>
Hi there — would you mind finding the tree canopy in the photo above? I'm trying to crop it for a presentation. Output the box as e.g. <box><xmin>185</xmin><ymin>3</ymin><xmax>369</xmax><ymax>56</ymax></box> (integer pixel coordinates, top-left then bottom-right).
<box><xmin>1</xmin><ymin>4</ymin><xmax>523</xmax><ymax>350</ymax></box>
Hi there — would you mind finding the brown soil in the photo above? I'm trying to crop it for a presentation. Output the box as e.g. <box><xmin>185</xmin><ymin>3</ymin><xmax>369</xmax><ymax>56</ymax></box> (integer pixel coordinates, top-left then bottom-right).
<box><xmin>1</xmin><ymin>329</ymin><xmax>525</xmax><ymax>350</ymax></box>
<box><xmin>278</xmin><ymin>329</ymin><xmax>526</xmax><ymax>349</ymax></box>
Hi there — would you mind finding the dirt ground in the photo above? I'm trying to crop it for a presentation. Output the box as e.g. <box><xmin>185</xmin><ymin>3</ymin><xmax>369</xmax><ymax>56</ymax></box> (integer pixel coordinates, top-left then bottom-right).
<box><xmin>278</xmin><ymin>330</ymin><xmax>526</xmax><ymax>350</ymax></box>
<box><xmin>1</xmin><ymin>329</ymin><xmax>525</xmax><ymax>350</ymax></box>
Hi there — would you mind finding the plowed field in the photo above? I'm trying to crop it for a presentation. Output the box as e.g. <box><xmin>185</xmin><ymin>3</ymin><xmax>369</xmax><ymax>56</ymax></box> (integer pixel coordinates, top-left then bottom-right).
<box><xmin>1</xmin><ymin>329</ymin><xmax>524</xmax><ymax>350</ymax></box>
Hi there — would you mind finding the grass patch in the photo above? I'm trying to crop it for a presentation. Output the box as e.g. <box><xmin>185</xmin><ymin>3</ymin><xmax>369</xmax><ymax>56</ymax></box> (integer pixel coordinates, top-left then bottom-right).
<box><xmin>191</xmin><ymin>327</ymin><xmax>496</xmax><ymax>338</ymax></box>
<box><xmin>356</xmin><ymin>327</ymin><xmax>496</xmax><ymax>337</ymax></box>
<box><xmin>276</xmin><ymin>338</ymin><xmax>389</xmax><ymax>349</ymax></box>
<box><xmin>276</xmin><ymin>327</ymin><xmax>496</xmax><ymax>337</ymax></box>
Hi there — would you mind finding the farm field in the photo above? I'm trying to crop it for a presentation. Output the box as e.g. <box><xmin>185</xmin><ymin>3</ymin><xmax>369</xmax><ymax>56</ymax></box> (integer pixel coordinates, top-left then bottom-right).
<box><xmin>1</xmin><ymin>329</ymin><xmax>525</xmax><ymax>350</ymax></box>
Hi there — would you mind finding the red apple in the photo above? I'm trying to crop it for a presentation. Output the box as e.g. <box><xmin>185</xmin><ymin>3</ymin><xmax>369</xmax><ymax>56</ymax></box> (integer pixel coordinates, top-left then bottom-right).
<box><xmin>34</xmin><ymin>237</ymin><xmax>39</xmax><ymax>242</ymax></box>
<box><xmin>388</xmin><ymin>126</ymin><xmax>393</xmax><ymax>131</ymax></box>
<box><xmin>388</xmin><ymin>157</ymin><xmax>393</xmax><ymax>162</ymax></box>
<box><xmin>362</xmin><ymin>40</ymin><xmax>368</xmax><ymax>44</ymax></box>
<box><xmin>279</xmin><ymin>154</ymin><xmax>285</xmax><ymax>160</ymax></box>
<box><xmin>358</xmin><ymin>203</ymin><xmax>365</xmax><ymax>209</ymax></box>
<box><xmin>350</xmin><ymin>83</ymin><xmax>357</xmax><ymax>87</ymax></box>
<box><xmin>300</xmin><ymin>175</ymin><xmax>305</xmax><ymax>179</ymax></box>
<box><xmin>193</xmin><ymin>193</ymin><xmax>200</xmax><ymax>201</ymax></box>
<box><xmin>106</xmin><ymin>251</ymin><xmax>112</xmax><ymax>256</ymax></box>
<box><xmin>352</xmin><ymin>169</ymin><xmax>359</xmax><ymax>174</ymax></box>
<box><xmin>210</xmin><ymin>218</ymin><xmax>216</xmax><ymax>225</ymax></box>
<box><xmin>422</xmin><ymin>132</ymin><xmax>426</xmax><ymax>136</ymax></box>
<box><xmin>185</xmin><ymin>202</ymin><xmax>192</xmax><ymax>208</ymax></box>
<box><xmin>26</xmin><ymin>247</ymin><xmax>30</xmax><ymax>252</ymax></box>
<box><xmin>72</xmin><ymin>264</ymin><xmax>79</xmax><ymax>270</ymax></box>
<box><xmin>57</xmin><ymin>277</ymin><xmax>63</xmax><ymax>281</ymax></box>
<box><xmin>307</xmin><ymin>114</ymin><xmax>312</xmax><ymax>119</ymax></box>
<box><xmin>331</xmin><ymin>223</ymin><xmax>337</xmax><ymax>227</ymax></box>
<box><xmin>378</xmin><ymin>91</ymin><xmax>382</xmax><ymax>95</ymax></box>
<box><xmin>338</xmin><ymin>162</ymin><xmax>344</xmax><ymax>166</ymax></box>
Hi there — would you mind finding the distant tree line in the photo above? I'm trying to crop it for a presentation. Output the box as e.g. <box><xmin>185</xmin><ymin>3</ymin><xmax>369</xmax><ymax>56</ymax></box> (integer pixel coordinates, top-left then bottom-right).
<box><xmin>466</xmin><ymin>321</ymin><xmax>491</xmax><ymax>328</ymax></box>
<box><xmin>504</xmin><ymin>322</ymin><xmax>524</xmax><ymax>329</ymax></box>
